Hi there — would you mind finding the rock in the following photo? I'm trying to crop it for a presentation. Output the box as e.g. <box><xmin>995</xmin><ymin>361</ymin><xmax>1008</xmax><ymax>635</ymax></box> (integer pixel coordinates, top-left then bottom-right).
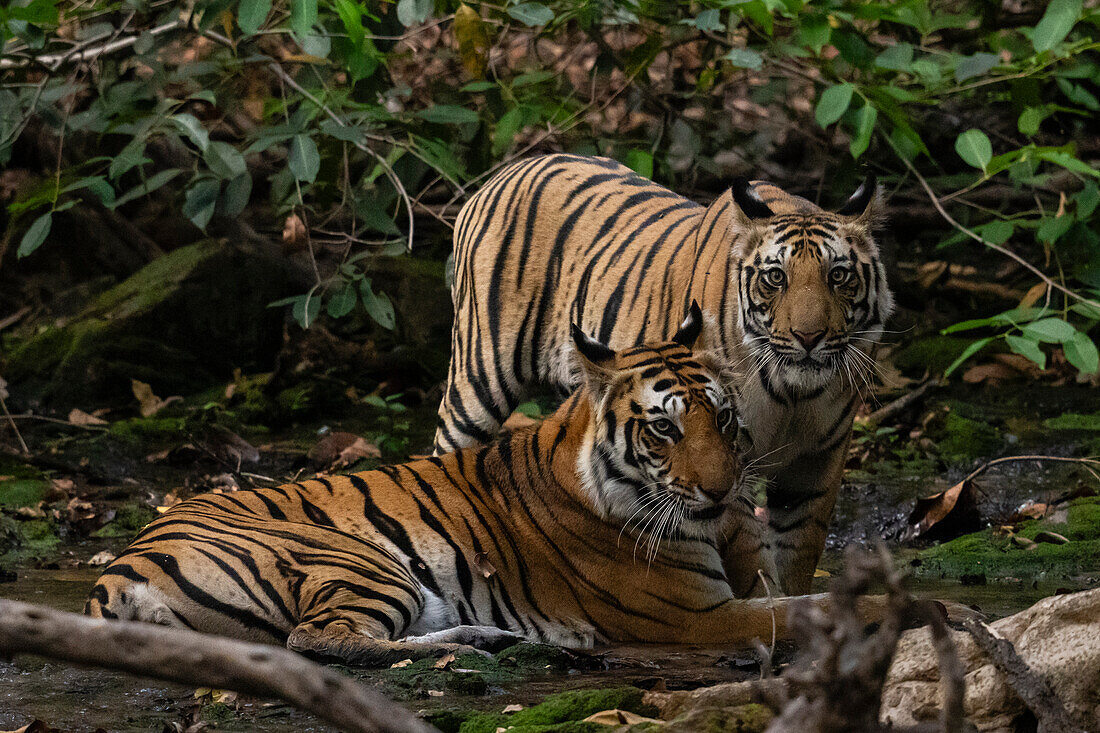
<box><xmin>4</xmin><ymin>238</ymin><xmax>297</xmax><ymax>409</ymax></box>
<box><xmin>881</xmin><ymin>589</ymin><xmax>1100</xmax><ymax>732</ymax></box>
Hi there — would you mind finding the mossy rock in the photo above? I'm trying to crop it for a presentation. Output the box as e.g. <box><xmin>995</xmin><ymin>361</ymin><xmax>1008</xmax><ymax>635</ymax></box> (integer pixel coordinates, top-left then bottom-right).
<box><xmin>1043</xmin><ymin>412</ymin><xmax>1100</xmax><ymax>431</ymax></box>
<box><xmin>5</xmin><ymin>238</ymin><xmax>295</xmax><ymax>409</ymax></box>
<box><xmin>108</xmin><ymin>416</ymin><xmax>188</xmax><ymax>444</ymax></box>
<box><xmin>92</xmin><ymin>503</ymin><xmax>156</xmax><ymax>538</ymax></box>
<box><xmin>0</xmin><ymin>517</ymin><xmax>61</xmax><ymax>564</ymax></box>
<box><xmin>496</xmin><ymin>642</ymin><xmax>587</xmax><ymax>673</ymax></box>
<box><xmin>382</xmin><ymin>652</ymin><xmax>508</xmax><ymax>698</ymax></box>
<box><xmin>916</xmin><ymin>497</ymin><xmax>1100</xmax><ymax>580</ymax></box>
<box><xmin>458</xmin><ymin>686</ymin><xmax>656</xmax><ymax>733</ymax></box>
<box><xmin>934</xmin><ymin>411</ymin><xmax>1001</xmax><ymax>463</ymax></box>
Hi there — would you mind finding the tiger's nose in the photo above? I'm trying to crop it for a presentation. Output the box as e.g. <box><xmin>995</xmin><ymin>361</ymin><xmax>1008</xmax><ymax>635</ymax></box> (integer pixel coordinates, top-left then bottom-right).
<box><xmin>792</xmin><ymin>329</ymin><xmax>826</xmax><ymax>351</ymax></box>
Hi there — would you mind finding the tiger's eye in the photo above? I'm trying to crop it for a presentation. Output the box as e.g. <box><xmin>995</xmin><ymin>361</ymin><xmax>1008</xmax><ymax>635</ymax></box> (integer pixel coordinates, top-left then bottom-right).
<box><xmin>650</xmin><ymin>418</ymin><xmax>675</xmax><ymax>437</ymax></box>
<box><xmin>829</xmin><ymin>266</ymin><xmax>852</xmax><ymax>286</ymax></box>
<box><xmin>717</xmin><ymin>408</ymin><xmax>735</xmax><ymax>432</ymax></box>
<box><xmin>763</xmin><ymin>269</ymin><xmax>786</xmax><ymax>287</ymax></box>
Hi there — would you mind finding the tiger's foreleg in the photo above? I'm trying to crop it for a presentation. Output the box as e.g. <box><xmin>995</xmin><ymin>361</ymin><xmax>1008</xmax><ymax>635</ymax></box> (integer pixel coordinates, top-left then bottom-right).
<box><xmin>433</xmin><ymin>360</ymin><xmax>524</xmax><ymax>455</ymax></box>
<box><xmin>763</xmin><ymin>440</ymin><xmax>848</xmax><ymax>596</ymax></box>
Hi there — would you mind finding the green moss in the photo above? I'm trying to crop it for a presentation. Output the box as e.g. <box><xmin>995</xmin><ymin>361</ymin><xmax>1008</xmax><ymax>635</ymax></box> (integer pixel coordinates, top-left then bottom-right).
<box><xmin>200</xmin><ymin>702</ymin><xmax>237</xmax><ymax>725</ymax></box>
<box><xmin>1043</xmin><ymin>413</ymin><xmax>1100</xmax><ymax>431</ymax></box>
<box><xmin>85</xmin><ymin>241</ymin><xmax>219</xmax><ymax>319</ymax></box>
<box><xmin>1</xmin><ymin>518</ymin><xmax>62</xmax><ymax>563</ymax></box>
<box><xmin>496</xmin><ymin>643</ymin><xmax>582</xmax><ymax>672</ymax></box>
<box><xmin>0</xmin><ymin>479</ymin><xmax>49</xmax><ymax>508</ymax></box>
<box><xmin>458</xmin><ymin>687</ymin><xmax>655</xmax><ymax>733</ymax></box>
<box><xmin>917</xmin><ymin>497</ymin><xmax>1100</xmax><ymax>580</ymax></box>
<box><xmin>936</xmin><ymin>411</ymin><xmax>1001</xmax><ymax>463</ymax></box>
<box><xmin>92</xmin><ymin>503</ymin><xmax>156</xmax><ymax>538</ymax></box>
<box><xmin>108</xmin><ymin>416</ymin><xmax>187</xmax><ymax>443</ymax></box>
<box><xmin>892</xmin><ymin>336</ymin><xmax>974</xmax><ymax>376</ymax></box>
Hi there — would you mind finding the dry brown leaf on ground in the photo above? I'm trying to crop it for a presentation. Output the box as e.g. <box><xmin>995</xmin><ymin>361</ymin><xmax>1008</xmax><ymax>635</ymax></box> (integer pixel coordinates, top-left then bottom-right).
<box><xmin>905</xmin><ymin>479</ymin><xmax>980</xmax><ymax>541</ymax></box>
<box><xmin>502</xmin><ymin>704</ymin><xmax>524</xmax><ymax>713</ymax></box>
<box><xmin>281</xmin><ymin>214</ymin><xmax>307</xmax><ymax>251</ymax></box>
<box><xmin>68</xmin><ymin>408</ymin><xmax>108</xmax><ymax>426</ymax></box>
<box><xmin>130</xmin><ymin>379</ymin><xmax>181</xmax><ymax>417</ymax></box>
<box><xmin>308</xmin><ymin>431</ymin><xmax>380</xmax><ymax>470</ymax></box>
<box><xmin>199</xmin><ymin>427</ymin><xmax>260</xmax><ymax>467</ymax></box>
<box><xmin>583</xmin><ymin>709</ymin><xmax>662</xmax><ymax>726</ymax></box>
<box><xmin>962</xmin><ymin>362</ymin><xmax>1021</xmax><ymax>384</ymax></box>
<box><xmin>433</xmin><ymin>652</ymin><xmax>457</xmax><ymax>669</ymax></box>
<box><xmin>87</xmin><ymin>550</ymin><xmax>116</xmax><ymax>566</ymax></box>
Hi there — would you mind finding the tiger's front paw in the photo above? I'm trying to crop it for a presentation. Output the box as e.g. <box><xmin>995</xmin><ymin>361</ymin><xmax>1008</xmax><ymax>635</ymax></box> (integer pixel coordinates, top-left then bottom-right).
<box><xmin>406</xmin><ymin>625</ymin><xmax>525</xmax><ymax>653</ymax></box>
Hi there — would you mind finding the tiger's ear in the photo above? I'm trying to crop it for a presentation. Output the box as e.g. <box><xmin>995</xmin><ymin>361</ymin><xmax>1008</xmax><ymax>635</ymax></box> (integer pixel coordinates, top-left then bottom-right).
<box><xmin>836</xmin><ymin>173</ymin><xmax>881</xmax><ymax>225</ymax></box>
<box><xmin>672</xmin><ymin>301</ymin><xmax>703</xmax><ymax>348</ymax></box>
<box><xmin>730</xmin><ymin>177</ymin><xmax>774</xmax><ymax>223</ymax></box>
<box><xmin>571</xmin><ymin>323</ymin><xmax>616</xmax><ymax>386</ymax></box>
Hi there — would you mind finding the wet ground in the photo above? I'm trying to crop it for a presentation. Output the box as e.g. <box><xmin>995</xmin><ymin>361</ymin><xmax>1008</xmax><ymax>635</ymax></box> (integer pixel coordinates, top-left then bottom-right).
<box><xmin>1</xmin><ymin>381</ymin><xmax>1098</xmax><ymax>731</ymax></box>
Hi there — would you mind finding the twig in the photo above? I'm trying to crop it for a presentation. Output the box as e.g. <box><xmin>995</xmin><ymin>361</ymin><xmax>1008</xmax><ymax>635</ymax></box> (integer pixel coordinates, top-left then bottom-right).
<box><xmin>889</xmin><ymin>142</ymin><xmax>1100</xmax><ymax>311</ymax></box>
<box><xmin>960</xmin><ymin>455</ymin><xmax>1100</xmax><ymax>487</ymax></box>
<box><xmin>964</xmin><ymin>619</ymin><xmax>1087</xmax><ymax>733</ymax></box>
<box><xmin>0</xmin><ymin>599</ymin><xmax>436</xmax><ymax>733</ymax></box>
<box><xmin>861</xmin><ymin>378</ymin><xmax>940</xmax><ymax>426</ymax></box>
<box><xmin>2</xmin><ymin>413</ymin><xmax>108</xmax><ymax>431</ymax></box>
<box><xmin>0</xmin><ymin>389</ymin><xmax>30</xmax><ymax>454</ymax></box>
<box><xmin>0</xmin><ymin>19</ymin><xmax>186</xmax><ymax>71</ymax></box>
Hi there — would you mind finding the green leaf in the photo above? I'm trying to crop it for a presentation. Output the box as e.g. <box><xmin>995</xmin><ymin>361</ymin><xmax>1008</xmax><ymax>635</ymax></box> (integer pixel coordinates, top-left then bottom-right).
<box><xmin>1077</xmin><ymin>181</ymin><xmax>1099</xmax><ymax>218</ymax></box>
<box><xmin>334</xmin><ymin>0</ymin><xmax>364</xmax><ymax>47</ymax></box>
<box><xmin>1005</xmin><ymin>334</ymin><xmax>1046</xmax><ymax>369</ymax></box>
<box><xmin>108</xmin><ymin>140</ymin><xmax>150</xmax><ymax>180</ymax></box>
<box><xmin>685</xmin><ymin>8</ymin><xmax>724</xmax><ymax>32</ymax></box>
<box><xmin>238</xmin><ymin>0</ymin><xmax>272</xmax><ymax>35</ymax></box>
<box><xmin>63</xmin><ymin>176</ymin><xmax>115</xmax><ymax>207</ymax></box>
<box><xmin>203</xmin><ymin>141</ymin><xmax>247</xmax><ymax>180</ymax></box>
<box><xmin>292</xmin><ymin>292</ymin><xmax>322</xmax><ymax>329</ymax></box>
<box><xmin>110</xmin><ymin>169</ymin><xmax>182</xmax><ymax>209</ymax></box>
<box><xmin>1063</xmin><ymin>331</ymin><xmax>1099</xmax><ymax>375</ymax></box>
<box><xmin>354</xmin><ymin>196</ymin><xmax>400</xmax><ymax>235</ymax></box>
<box><xmin>17</xmin><ymin>211</ymin><xmax>52</xmax><ymax>258</ymax></box>
<box><xmin>327</xmin><ymin>281</ymin><xmax>358</xmax><ymax>318</ymax></box>
<box><xmin>1018</xmin><ymin>106</ymin><xmax>1051</xmax><ymax>136</ymax></box>
<box><xmin>954</xmin><ymin>52</ymin><xmax>999</xmax><ymax>83</ymax></box>
<box><xmin>183</xmin><ymin>179</ymin><xmax>221</xmax><ymax>231</ymax></box>
<box><xmin>1038</xmin><ymin>149</ymin><xmax>1100</xmax><ymax>177</ymax></box>
<box><xmin>221</xmin><ymin>173</ymin><xmax>252</xmax><ymax>217</ymax></box>
<box><xmin>492</xmin><ymin>106</ymin><xmax>525</xmax><ymax>156</ymax></box>
<box><xmin>461</xmin><ymin>80</ymin><xmax>496</xmax><ymax>92</ymax></box>
<box><xmin>288</xmin><ymin>135</ymin><xmax>320</xmax><ymax>183</ymax></box>
<box><xmin>290</xmin><ymin>0</ymin><xmax>318</xmax><ymax>37</ymax></box>
<box><xmin>417</xmin><ymin>105</ymin><xmax>480</xmax><ymax>125</ymax></box>
<box><xmin>944</xmin><ymin>336</ymin><xmax>993</xmax><ymax>377</ymax></box>
<box><xmin>799</xmin><ymin>14</ymin><xmax>831</xmax><ymax>53</ymax></box>
<box><xmin>169</xmin><ymin>113</ymin><xmax>209</xmax><ymax>153</ymax></box>
<box><xmin>360</xmin><ymin>279</ymin><xmax>395</xmax><ymax>329</ymax></box>
<box><xmin>1032</xmin><ymin>0</ymin><xmax>1082</xmax><ymax>52</ymax></box>
<box><xmin>396</xmin><ymin>0</ymin><xmax>432</xmax><ymax>27</ymax></box>
<box><xmin>1036</xmin><ymin>213</ymin><xmax>1074</xmax><ymax>244</ymax></box>
<box><xmin>874</xmin><ymin>43</ymin><xmax>913</xmax><ymax>71</ymax></box>
<box><xmin>133</xmin><ymin>30</ymin><xmax>155</xmax><ymax>55</ymax></box>
<box><xmin>815</xmin><ymin>83</ymin><xmax>854</xmax><ymax>127</ymax></box>
<box><xmin>624</xmin><ymin>149</ymin><xmax>654</xmax><ymax>179</ymax></box>
<box><xmin>722</xmin><ymin>48</ymin><xmax>763</xmax><ymax>70</ymax></box>
<box><xmin>1021</xmin><ymin>317</ymin><xmax>1077</xmax><ymax>343</ymax></box>
<box><xmin>507</xmin><ymin>2</ymin><xmax>553</xmax><ymax>26</ymax></box>
<box><xmin>512</xmin><ymin>70</ymin><xmax>555</xmax><ymax>87</ymax></box>
<box><xmin>978</xmin><ymin>219</ymin><xmax>1014</xmax><ymax>245</ymax></box>
<box><xmin>955</xmin><ymin>129</ymin><xmax>992</xmax><ymax>170</ymax></box>
<box><xmin>849</xmin><ymin>103</ymin><xmax>877</xmax><ymax>159</ymax></box>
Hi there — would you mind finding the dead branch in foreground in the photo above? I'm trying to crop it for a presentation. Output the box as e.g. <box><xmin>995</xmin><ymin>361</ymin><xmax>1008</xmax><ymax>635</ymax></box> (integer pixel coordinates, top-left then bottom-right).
<box><xmin>964</xmin><ymin>619</ymin><xmax>1088</xmax><ymax>733</ymax></box>
<box><xmin>0</xmin><ymin>599</ymin><xmax>436</xmax><ymax>733</ymax></box>
<box><xmin>764</xmin><ymin>546</ymin><xmax>970</xmax><ymax>733</ymax></box>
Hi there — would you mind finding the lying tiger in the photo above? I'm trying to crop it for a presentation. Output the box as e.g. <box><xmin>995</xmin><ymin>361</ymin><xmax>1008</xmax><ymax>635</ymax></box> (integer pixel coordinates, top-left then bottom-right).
<box><xmin>86</xmin><ymin>307</ymin><xmax>879</xmax><ymax>665</ymax></box>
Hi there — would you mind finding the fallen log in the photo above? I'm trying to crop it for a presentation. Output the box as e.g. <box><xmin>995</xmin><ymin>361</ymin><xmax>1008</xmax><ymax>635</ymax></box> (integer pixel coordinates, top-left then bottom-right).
<box><xmin>0</xmin><ymin>599</ymin><xmax>436</xmax><ymax>733</ymax></box>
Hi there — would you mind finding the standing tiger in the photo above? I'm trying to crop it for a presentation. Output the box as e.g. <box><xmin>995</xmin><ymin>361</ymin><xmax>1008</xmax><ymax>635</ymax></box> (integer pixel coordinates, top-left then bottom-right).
<box><xmin>88</xmin><ymin>311</ymin><xmax>864</xmax><ymax>664</ymax></box>
<box><xmin>436</xmin><ymin>154</ymin><xmax>894</xmax><ymax>595</ymax></box>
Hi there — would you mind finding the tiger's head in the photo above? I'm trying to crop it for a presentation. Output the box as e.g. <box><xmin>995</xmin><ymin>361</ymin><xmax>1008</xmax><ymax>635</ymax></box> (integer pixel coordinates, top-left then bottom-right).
<box><xmin>731</xmin><ymin>176</ymin><xmax>895</xmax><ymax>393</ymax></box>
<box><xmin>570</xmin><ymin>303</ymin><xmax>742</xmax><ymax>547</ymax></box>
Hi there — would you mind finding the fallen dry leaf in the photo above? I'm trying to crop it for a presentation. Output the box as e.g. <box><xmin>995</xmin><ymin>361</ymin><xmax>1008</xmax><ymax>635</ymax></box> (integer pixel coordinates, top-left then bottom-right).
<box><xmin>68</xmin><ymin>408</ymin><xmax>108</xmax><ymax>426</ymax></box>
<box><xmin>131</xmin><ymin>379</ymin><xmax>181</xmax><ymax>418</ymax></box>
<box><xmin>962</xmin><ymin>362</ymin><xmax>1020</xmax><ymax>385</ymax></box>
<box><xmin>427</xmin><ymin>690</ymin><xmax>444</xmax><ymax>697</ymax></box>
<box><xmin>583</xmin><ymin>709</ymin><xmax>662</xmax><ymax>726</ymax></box>
<box><xmin>433</xmin><ymin>652</ymin><xmax>457</xmax><ymax>669</ymax></box>
<box><xmin>199</xmin><ymin>427</ymin><xmax>260</xmax><ymax>468</ymax></box>
<box><xmin>473</xmin><ymin>552</ymin><xmax>496</xmax><ymax>579</ymax></box>
<box><xmin>66</xmin><ymin>497</ymin><xmax>96</xmax><ymax>522</ymax></box>
<box><xmin>1034</xmin><ymin>531</ymin><xmax>1069</xmax><ymax>545</ymax></box>
<box><xmin>88</xmin><ymin>550</ymin><xmax>116</xmax><ymax>566</ymax></box>
<box><xmin>282</xmin><ymin>213</ymin><xmax>307</xmax><ymax>251</ymax></box>
<box><xmin>390</xmin><ymin>659</ymin><xmax>413</xmax><ymax>669</ymax></box>
<box><xmin>309</xmin><ymin>431</ymin><xmax>380</xmax><ymax>470</ymax></box>
<box><xmin>1018</xmin><ymin>282</ymin><xmax>1048</xmax><ymax>309</ymax></box>
<box><xmin>905</xmin><ymin>479</ymin><xmax>981</xmax><ymax>541</ymax></box>
<box><xmin>156</xmin><ymin>490</ymin><xmax>181</xmax><ymax>513</ymax></box>
<box><xmin>502</xmin><ymin>704</ymin><xmax>524</xmax><ymax>713</ymax></box>
<box><xmin>1012</xmin><ymin>501</ymin><xmax>1049</xmax><ymax>521</ymax></box>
